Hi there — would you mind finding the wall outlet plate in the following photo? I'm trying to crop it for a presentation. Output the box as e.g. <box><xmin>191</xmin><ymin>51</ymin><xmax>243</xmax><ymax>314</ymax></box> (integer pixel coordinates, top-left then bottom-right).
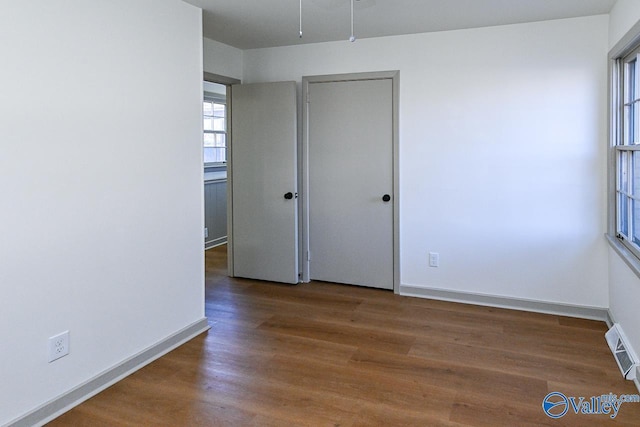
<box><xmin>48</xmin><ymin>331</ymin><xmax>69</xmax><ymax>363</ymax></box>
<box><xmin>429</xmin><ymin>252</ymin><xmax>439</xmax><ymax>267</ymax></box>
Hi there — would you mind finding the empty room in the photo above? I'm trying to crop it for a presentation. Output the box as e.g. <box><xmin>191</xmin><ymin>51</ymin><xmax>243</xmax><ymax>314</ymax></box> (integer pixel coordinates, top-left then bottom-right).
<box><xmin>2</xmin><ymin>0</ymin><xmax>640</xmax><ymax>425</ymax></box>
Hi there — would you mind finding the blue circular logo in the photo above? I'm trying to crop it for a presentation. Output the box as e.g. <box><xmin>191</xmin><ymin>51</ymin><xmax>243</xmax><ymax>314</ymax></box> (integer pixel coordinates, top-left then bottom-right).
<box><xmin>543</xmin><ymin>392</ymin><xmax>569</xmax><ymax>419</ymax></box>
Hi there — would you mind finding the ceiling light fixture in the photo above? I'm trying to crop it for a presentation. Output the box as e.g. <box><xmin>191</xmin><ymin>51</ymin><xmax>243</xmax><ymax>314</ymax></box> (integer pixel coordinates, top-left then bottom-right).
<box><xmin>298</xmin><ymin>0</ymin><xmax>359</xmax><ymax>42</ymax></box>
<box><xmin>349</xmin><ymin>0</ymin><xmax>356</xmax><ymax>42</ymax></box>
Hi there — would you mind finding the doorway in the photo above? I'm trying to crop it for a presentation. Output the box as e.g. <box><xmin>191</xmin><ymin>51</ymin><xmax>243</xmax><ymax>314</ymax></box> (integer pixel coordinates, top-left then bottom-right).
<box><xmin>302</xmin><ymin>71</ymin><xmax>400</xmax><ymax>292</ymax></box>
<box><xmin>203</xmin><ymin>80</ymin><xmax>228</xmax><ymax>250</ymax></box>
<box><xmin>203</xmin><ymin>72</ymin><xmax>240</xmax><ymax>275</ymax></box>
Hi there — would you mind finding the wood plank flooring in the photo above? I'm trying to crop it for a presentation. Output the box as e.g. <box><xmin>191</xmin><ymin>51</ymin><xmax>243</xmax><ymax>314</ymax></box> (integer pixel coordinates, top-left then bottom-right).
<box><xmin>48</xmin><ymin>245</ymin><xmax>640</xmax><ymax>426</ymax></box>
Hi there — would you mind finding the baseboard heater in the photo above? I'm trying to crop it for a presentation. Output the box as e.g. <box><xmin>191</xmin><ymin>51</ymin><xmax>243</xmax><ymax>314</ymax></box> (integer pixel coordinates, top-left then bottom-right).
<box><xmin>606</xmin><ymin>324</ymin><xmax>639</xmax><ymax>380</ymax></box>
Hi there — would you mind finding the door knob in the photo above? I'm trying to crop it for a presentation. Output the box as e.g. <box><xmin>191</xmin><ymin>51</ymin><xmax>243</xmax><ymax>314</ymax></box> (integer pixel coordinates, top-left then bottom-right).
<box><xmin>284</xmin><ymin>192</ymin><xmax>294</xmax><ymax>200</ymax></box>
<box><xmin>382</xmin><ymin>194</ymin><xmax>391</xmax><ymax>202</ymax></box>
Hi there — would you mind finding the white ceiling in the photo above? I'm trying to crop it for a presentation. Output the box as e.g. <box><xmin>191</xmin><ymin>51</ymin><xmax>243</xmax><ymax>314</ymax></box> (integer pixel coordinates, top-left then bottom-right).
<box><xmin>182</xmin><ymin>0</ymin><xmax>617</xmax><ymax>50</ymax></box>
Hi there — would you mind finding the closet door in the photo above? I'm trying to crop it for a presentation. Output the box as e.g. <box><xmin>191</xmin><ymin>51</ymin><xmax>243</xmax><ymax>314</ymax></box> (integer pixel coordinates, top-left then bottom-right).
<box><xmin>307</xmin><ymin>78</ymin><xmax>393</xmax><ymax>290</ymax></box>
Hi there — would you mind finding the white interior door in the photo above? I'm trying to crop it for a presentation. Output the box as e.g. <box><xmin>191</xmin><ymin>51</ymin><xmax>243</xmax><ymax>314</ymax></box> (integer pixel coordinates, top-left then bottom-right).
<box><xmin>307</xmin><ymin>78</ymin><xmax>394</xmax><ymax>290</ymax></box>
<box><xmin>231</xmin><ymin>81</ymin><xmax>299</xmax><ymax>284</ymax></box>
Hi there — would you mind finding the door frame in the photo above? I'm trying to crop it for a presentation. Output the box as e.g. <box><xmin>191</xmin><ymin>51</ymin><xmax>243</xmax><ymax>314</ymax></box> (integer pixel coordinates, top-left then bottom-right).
<box><xmin>301</xmin><ymin>71</ymin><xmax>400</xmax><ymax>293</ymax></box>
<box><xmin>203</xmin><ymin>72</ymin><xmax>240</xmax><ymax>276</ymax></box>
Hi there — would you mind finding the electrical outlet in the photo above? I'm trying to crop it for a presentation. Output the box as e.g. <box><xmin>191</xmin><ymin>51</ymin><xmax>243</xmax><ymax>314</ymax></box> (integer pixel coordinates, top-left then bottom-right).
<box><xmin>429</xmin><ymin>252</ymin><xmax>439</xmax><ymax>267</ymax></box>
<box><xmin>48</xmin><ymin>331</ymin><xmax>69</xmax><ymax>363</ymax></box>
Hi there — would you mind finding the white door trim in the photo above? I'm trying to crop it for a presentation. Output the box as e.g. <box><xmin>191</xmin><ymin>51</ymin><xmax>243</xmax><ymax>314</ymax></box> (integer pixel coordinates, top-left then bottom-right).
<box><xmin>301</xmin><ymin>71</ymin><xmax>400</xmax><ymax>293</ymax></box>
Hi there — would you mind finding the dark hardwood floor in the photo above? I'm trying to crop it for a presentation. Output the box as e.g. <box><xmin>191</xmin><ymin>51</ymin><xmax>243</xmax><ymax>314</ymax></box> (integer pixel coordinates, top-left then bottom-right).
<box><xmin>49</xmin><ymin>245</ymin><xmax>640</xmax><ymax>426</ymax></box>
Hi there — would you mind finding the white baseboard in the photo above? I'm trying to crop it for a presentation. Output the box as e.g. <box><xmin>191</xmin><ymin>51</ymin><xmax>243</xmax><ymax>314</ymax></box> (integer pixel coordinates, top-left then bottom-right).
<box><xmin>6</xmin><ymin>318</ymin><xmax>210</xmax><ymax>427</ymax></box>
<box><xmin>399</xmin><ymin>284</ymin><xmax>610</xmax><ymax>321</ymax></box>
<box><xmin>205</xmin><ymin>237</ymin><xmax>227</xmax><ymax>250</ymax></box>
<box><xmin>606</xmin><ymin>310</ymin><xmax>616</xmax><ymax>329</ymax></box>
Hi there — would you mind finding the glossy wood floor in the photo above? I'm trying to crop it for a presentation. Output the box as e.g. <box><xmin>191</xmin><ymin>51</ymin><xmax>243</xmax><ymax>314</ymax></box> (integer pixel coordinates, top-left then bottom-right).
<box><xmin>49</xmin><ymin>245</ymin><xmax>640</xmax><ymax>426</ymax></box>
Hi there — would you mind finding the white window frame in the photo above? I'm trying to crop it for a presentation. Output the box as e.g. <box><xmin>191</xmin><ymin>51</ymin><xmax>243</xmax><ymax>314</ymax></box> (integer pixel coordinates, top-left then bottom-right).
<box><xmin>614</xmin><ymin>47</ymin><xmax>640</xmax><ymax>260</ymax></box>
<box><xmin>609</xmin><ymin>21</ymin><xmax>640</xmax><ymax>277</ymax></box>
<box><xmin>203</xmin><ymin>93</ymin><xmax>227</xmax><ymax>166</ymax></box>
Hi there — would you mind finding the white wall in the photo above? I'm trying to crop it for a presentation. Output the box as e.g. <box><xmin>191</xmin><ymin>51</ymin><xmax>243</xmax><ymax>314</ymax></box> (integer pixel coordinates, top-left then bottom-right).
<box><xmin>608</xmin><ymin>0</ymin><xmax>640</xmax><ymax>362</ymax></box>
<box><xmin>609</xmin><ymin>0</ymin><xmax>640</xmax><ymax>50</ymax></box>
<box><xmin>608</xmin><ymin>249</ymin><xmax>640</xmax><ymax>360</ymax></box>
<box><xmin>0</xmin><ymin>1</ymin><xmax>204</xmax><ymax>424</ymax></box>
<box><xmin>204</xmin><ymin>37</ymin><xmax>243</xmax><ymax>80</ymax></box>
<box><xmin>244</xmin><ymin>16</ymin><xmax>610</xmax><ymax>308</ymax></box>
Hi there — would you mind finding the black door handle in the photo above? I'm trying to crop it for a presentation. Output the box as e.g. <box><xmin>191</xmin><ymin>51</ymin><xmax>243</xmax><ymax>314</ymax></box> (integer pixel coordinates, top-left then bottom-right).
<box><xmin>382</xmin><ymin>194</ymin><xmax>391</xmax><ymax>202</ymax></box>
<box><xmin>284</xmin><ymin>192</ymin><xmax>294</xmax><ymax>200</ymax></box>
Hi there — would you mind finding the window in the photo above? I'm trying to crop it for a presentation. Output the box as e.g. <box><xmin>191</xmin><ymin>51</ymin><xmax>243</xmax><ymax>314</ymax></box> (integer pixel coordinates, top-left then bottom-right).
<box><xmin>614</xmin><ymin>45</ymin><xmax>640</xmax><ymax>259</ymax></box>
<box><xmin>203</xmin><ymin>96</ymin><xmax>226</xmax><ymax>164</ymax></box>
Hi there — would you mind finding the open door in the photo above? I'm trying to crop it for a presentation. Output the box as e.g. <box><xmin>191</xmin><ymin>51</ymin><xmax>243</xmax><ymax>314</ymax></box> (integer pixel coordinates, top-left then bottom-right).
<box><xmin>229</xmin><ymin>81</ymin><xmax>299</xmax><ymax>284</ymax></box>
